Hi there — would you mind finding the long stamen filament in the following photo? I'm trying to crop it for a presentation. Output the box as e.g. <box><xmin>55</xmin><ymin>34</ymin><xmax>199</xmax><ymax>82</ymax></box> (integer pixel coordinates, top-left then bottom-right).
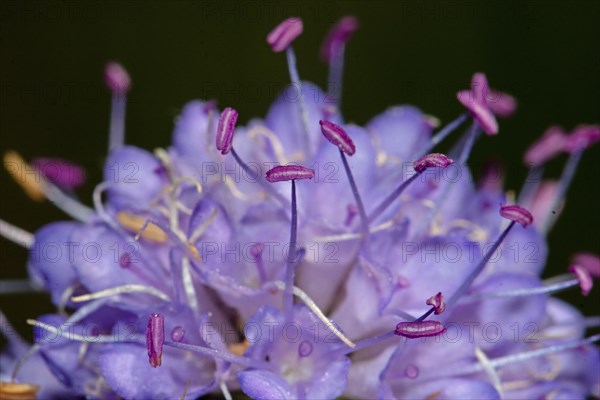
<box><xmin>339</xmin><ymin>150</ymin><xmax>369</xmax><ymax>238</ymax></box>
<box><xmin>285</xmin><ymin>47</ymin><xmax>311</xmax><ymax>156</ymax></box>
<box><xmin>71</xmin><ymin>284</ymin><xmax>171</xmax><ymax>303</ymax></box>
<box><xmin>108</xmin><ymin>92</ymin><xmax>127</xmax><ymax>152</ymax></box>
<box><xmin>284</xmin><ymin>180</ymin><xmax>299</xmax><ymax>312</ymax></box>
<box><xmin>272</xmin><ymin>281</ymin><xmax>356</xmax><ymax>348</ymax></box>
<box><xmin>418</xmin><ymin>113</ymin><xmax>468</xmax><ymax>157</ymax></box>
<box><xmin>0</xmin><ymin>219</ymin><xmax>33</xmax><ymax>248</ymax></box>
<box><xmin>368</xmin><ymin>172</ymin><xmax>421</xmax><ymax>223</ymax></box>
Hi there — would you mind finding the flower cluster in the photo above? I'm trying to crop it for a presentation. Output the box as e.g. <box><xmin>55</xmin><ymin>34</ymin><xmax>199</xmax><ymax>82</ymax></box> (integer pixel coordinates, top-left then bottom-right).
<box><xmin>1</xmin><ymin>16</ymin><xmax>599</xmax><ymax>400</ymax></box>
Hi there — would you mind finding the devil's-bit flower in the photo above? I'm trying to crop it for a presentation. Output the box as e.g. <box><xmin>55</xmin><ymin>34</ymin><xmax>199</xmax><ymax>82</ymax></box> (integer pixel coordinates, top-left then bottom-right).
<box><xmin>1</xmin><ymin>15</ymin><xmax>599</xmax><ymax>400</ymax></box>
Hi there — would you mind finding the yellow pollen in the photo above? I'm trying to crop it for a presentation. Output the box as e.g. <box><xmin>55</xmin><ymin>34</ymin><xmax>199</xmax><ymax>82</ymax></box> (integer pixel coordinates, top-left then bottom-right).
<box><xmin>3</xmin><ymin>151</ymin><xmax>45</xmax><ymax>202</ymax></box>
<box><xmin>228</xmin><ymin>339</ymin><xmax>250</xmax><ymax>356</ymax></box>
<box><xmin>0</xmin><ymin>381</ymin><xmax>40</xmax><ymax>400</ymax></box>
<box><xmin>116</xmin><ymin>212</ymin><xmax>168</xmax><ymax>243</ymax></box>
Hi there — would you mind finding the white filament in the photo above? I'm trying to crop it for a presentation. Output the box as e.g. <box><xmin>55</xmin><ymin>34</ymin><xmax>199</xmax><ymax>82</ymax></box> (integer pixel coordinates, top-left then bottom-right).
<box><xmin>71</xmin><ymin>284</ymin><xmax>171</xmax><ymax>303</ymax></box>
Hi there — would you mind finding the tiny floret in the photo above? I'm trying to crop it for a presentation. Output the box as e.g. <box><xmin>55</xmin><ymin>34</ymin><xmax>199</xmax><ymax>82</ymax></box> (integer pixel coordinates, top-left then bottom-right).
<box><xmin>267</xmin><ymin>17</ymin><xmax>303</xmax><ymax>52</ymax></box>
<box><xmin>216</xmin><ymin>107</ymin><xmax>238</xmax><ymax>155</ymax></box>
<box><xmin>413</xmin><ymin>153</ymin><xmax>453</xmax><ymax>173</ymax></box>
<box><xmin>500</xmin><ymin>204</ymin><xmax>533</xmax><ymax>227</ymax></box>
<box><xmin>319</xmin><ymin>120</ymin><xmax>356</xmax><ymax>155</ymax></box>
<box><xmin>146</xmin><ymin>313</ymin><xmax>165</xmax><ymax>368</ymax></box>
<box><xmin>395</xmin><ymin>321</ymin><xmax>446</xmax><ymax>338</ymax></box>
<box><xmin>265</xmin><ymin>165</ymin><xmax>315</xmax><ymax>183</ymax></box>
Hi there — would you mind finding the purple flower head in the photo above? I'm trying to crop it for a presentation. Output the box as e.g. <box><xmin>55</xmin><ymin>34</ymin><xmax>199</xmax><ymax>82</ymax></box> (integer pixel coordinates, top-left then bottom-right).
<box><xmin>1</xmin><ymin>14</ymin><xmax>599</xmax><ymax>400</ymax></box>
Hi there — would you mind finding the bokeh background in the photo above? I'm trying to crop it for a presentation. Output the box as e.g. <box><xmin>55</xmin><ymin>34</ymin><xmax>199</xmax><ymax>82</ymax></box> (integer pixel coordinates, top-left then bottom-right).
<box><xmin>1</xmin><ymin>0</ymin><xmax>599</xmax><ymax>344</ymax></box>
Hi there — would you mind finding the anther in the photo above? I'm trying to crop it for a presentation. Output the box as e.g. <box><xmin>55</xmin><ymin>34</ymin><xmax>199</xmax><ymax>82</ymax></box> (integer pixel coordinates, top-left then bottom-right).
<box><xmin>457</xmin><ymin>73</ymin><xmax>498</xmax><ymax>135</ymax></box>
<box><xmin>572</xmin><ymin>252</ymin><xmax>600</xmax><ymax>277</ymax></box>
<box><xmin>568</xmin><ymin>265</ymin><xmax>594</xmax><ymax>296</ymax></box>
<box><xmin>147</xmin><ymin>313</ymin><xmax>165</xmax><ymax>368</ymax></box>
<box><xmin>320</xmin><ymin>16</ymin><xmax>359</xmax><ymax>62</ymax></box>
<box><xmin>523</xmin><ymin>126</ymin><xmax>568</xmax><ymax>167</ymax></box>
<box><xmin>267</xmin><ymin>17</ymin><xmax>303</xmax><ymax>53</ymax></box>
<box><xmin>500</xmin><ymin>204</ymin><xmax>533</xmax><ymax>227</ymax></box>
<box><xmin>216</xmin><ymin>107</ymin><xmax>238</xmax><ymax>155</ymax></box>
<box><xmin>395</xmin><ymin>321</ymin><xmax>446</xmax><ymax>339</ymax></box>
<box><xmin>319</xmin><ymin>120</ymin><xmax>356</xmax><ymax>155</ymax></box>
<box><xmin>265</xmin><ymin>165</ymin><xmax>315</xmax><ymax>183</ymax></box>
<box><xmin>413</xmin><ymin>153</ymin><xmax>453</xmax><ymax>173</ymax></box>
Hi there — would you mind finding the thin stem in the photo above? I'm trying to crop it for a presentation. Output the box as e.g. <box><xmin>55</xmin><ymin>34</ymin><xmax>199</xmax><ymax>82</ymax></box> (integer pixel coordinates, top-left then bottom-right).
<box><xmin>541</xmin><ymin>149</ymin><xmax>583</xmax><ymax>233</ymax></box>
<box><xmin>285</xmin><ymin>46</ymin><xmax>311</xmax><ymax>157</ymax></box>
<box><xmin>368</xmin><ymin>172</ymin><xmax>422</xmax><ymax>224</ymax></box>
<box><xmin>417</xmin><ymin>113</ymin><xmax>469</xmax><ymax>157</ymax></box>
<box><xmin>284</xmin><ymin>180</ymin><xmax>298</xmax><ymax>312</ymax></box>
<box><xmin>517</xmin><ymin>165</ymin><xmax>544</xmax><ymax>206</ymax></box>
<box><xmin>327</xmin><ymin>44</ymin><xmax>345</xmax><ymax>111</ymax></box>
<box><xmin>231</xmin><ymin>147</ymin><xmax>288</xmax><ymax>206</ymax></box>
<box><xmin>340</xmin><ymin>150</ymin><xmax>369</xmax><ymax>239</ymax></box>
<box><xmin>0</xmin><ymin>219</ymin><xmax>33</xmax><ymax>248</ymax></box>
<box><xmin>108</xmin><ymin>93</ymin><xmax>127</xmax><ymax>152</ymax></box>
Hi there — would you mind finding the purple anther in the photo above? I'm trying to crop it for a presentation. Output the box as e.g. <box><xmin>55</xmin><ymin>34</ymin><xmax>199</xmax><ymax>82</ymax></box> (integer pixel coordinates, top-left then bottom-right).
<box><xmin>565</xmin><ymin>124</ymin><xmax>600</xmax><ymax>153</ymax></box>
<box><xmin>267</xmin><ymin>17</ymin><xmax>303</xmax><ymax>53</ymax></box>
<box><xmin>413</xmin><ymin>153</ymin><xmax>453</xmax><ymax>173</ymax></box>
<box><xmin>320</xmin><ymin>16</ymin><xmax>359</xmax><ymax>62</ymax></box>
<box><xmin>572</xmin><ymin>252</ymin><xmax>600</xmax><ymax>278</ymax></box>
<box><xmin>31</xmin><ymin>158</ymin><xmax>86</xmax><ymax>189</ymax></box>
<box><xmin>395</xmin><ymin>321</ymin><xmax>446</xmax><ymax>339</ymax></box>
<box><xmin>104</xmin><ymin>62</ymin><xmax>131</xmax><ymax>93</ymax></box>
<box><xmin>486</xmin><ymin>90</ymin><xmax>517</xmax><ymax>117</ymax></box>
<box><xmin>569</xmin><ymin>265</ymin><xmax>594</xmax><ymax>296</ymax></box>
<box><xmin>146</xmin><ymin>313</ymin><xmax>164</xmax><ymax>368</ymax></box>
<box><xmin>499</xmin><ymin>204</ymin><xmax>534</xmax><ymax>227</ymax></box>
<box><xmin>523</xmin><ymin>126</ymin><xmax>568</xmax><ymax>166</ymax></box>
<box><xmin>265</xmin><ymin>165</ymin><xmax>315</xmax><ymax>183</ymax></box>
<box><xmin>425</xmin><ymin>292</ymin><xmax>446</xmax><ymax>315</ymax></box>
<box><xmin>216</xmin><ymin>107</ymin><xmax>238</xmax><ymax>155</ymax></box>
<box><xmin>319</xmin><ymin>120</ymin><xmax>356</xmax><ymax>155</ymax></box>
<box><xmin>457</xmin><ymin>72</ymin><xmax>498</xmax><ymax>135</ymax></box>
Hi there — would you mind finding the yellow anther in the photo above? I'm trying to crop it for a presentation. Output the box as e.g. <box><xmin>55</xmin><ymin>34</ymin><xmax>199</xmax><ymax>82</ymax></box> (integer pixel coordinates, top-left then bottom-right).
<box><xmin>3</xmin><ymin>151</ymin><xmax>45</xmax><ymax>202</ymax></box>
<box><xmin>228</xmin><ymin>339</ymin><xmax>250</xmax><ymax>356</ymax></box>
<box><xmin>117</xmin><ymin>212</ymin><xmax>168</xmax><ymax>243</ymax></box>
<box><xmin>0</xmin><ymin>381</ymin><xmax>40</xmax><ymax>400</ymax></box>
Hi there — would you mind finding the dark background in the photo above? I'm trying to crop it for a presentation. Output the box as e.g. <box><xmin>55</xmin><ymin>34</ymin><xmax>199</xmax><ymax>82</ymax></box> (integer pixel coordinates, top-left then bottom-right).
<box><xmin>1</xmin><ymin>0</ymin><xmax>599</xmax><ymax>340</ymax></box>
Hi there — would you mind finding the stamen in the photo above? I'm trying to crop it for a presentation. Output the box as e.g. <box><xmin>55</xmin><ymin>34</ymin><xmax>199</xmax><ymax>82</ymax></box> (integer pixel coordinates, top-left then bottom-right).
<box><xmin>4</xmin><ymin>150</ymin><xmax>45</xmax><ymax>201</ymax></box>
<box><xmin>271</xmin><ymin>281</ymin><xmax>356</xmax><ymax>348</ymax></box>
<box><xmin>319</xmin><ymin>120</ymin><xmax>356</xmax><ymax>155</ymax></box>
<box><xmin>417</xmin><ymin>113</ymin><xmax>469</xmax><ymax>157</ymax></box>
<box><xmin>338</xmin><ymin>144</ymin><xmax>369</xmax><ymax>237</ymax></box>
<box><xmin>117</xmin><ymin>212</ymin><xmax>168</xmax><ymax>243</ymax></box>
<box><xmin>368</xmin><ymin>153</ymin><xmax>453</xmax><ymax>223</ymax></box>
<box><xmin>320</xmin><ymin>16</ymin><xmax>359</xmax><ymax>108</ymax></box>
<box><xmin>0</xmin><ymin>279</ymin><xmax>38</xmax><ymax>295</ymax></box>
<box><xmin>413</xmin><ymin>153</ymin><xmax>453</xmax><ymax>173</ymax></box>
<box><xmin>105</xmin><ymin>62</ymin><xmax>131</xmax><ymax>152</ymax></box>
<box><xmin>564</xmin><ymin>124</ymin><xmax>600</xmax><ymax>153</ymax></box>
<box><xmin>189</xmin><ymin>208</ymin><xmax>218</xmax><ymax>243</ymax></box>
<box><xmin>147</xmin><ymin>313</ymin><xmax>165</xmax><ymax>368</ymax></box>
<box><xmin>394</xmin><ymin>321</ymin><xmax>446</xmax><ymax>339</ymax></box>
<box><xmin>425</xmin><ymin>292</ymin><xmax>446</xmax><ymax>315</ymax></box>
<box><xmin>0</xmin><ymin>219</ymin><xmax>33</xmax><ymax>248</ymax></box>
<box><xmin>464</xmin><ymin>275</ymin><xmax>579</xmax><ymax>301</ymax></box>
<box><xmin>0</xmin><ymin>382</ymin><xmax>40</xmax><ymax>398</ymax></box>
<box><xmin>220</xmin><ymin>381</ymin><xmax>233</xmax><ymax>400</ymax></box>
<box><xmin>215</xmin><ymin>107</ymin><xmax>238</xmax><ymax>155</ymax></box>
<box><xmin>27</xmin><ymin>318</ymin><xmax>265</xmax><ymax>370</ymax></box>
<box><xmin>4</xmin><ymin>151</ymin><xmax>93</xmax><ymax>221</ymax></box>
<box><xmin>265</xmin><ymin>165</ymin><xmax>315</xmax><ymax>182</ymax></box>
<box><xmin>523</xmin><ymin>126</ymin><xmax>568</xmax><ymax>167</ymax></box>
<box><xmin>475</xmin><ymin>347</ymin><xmax>504</xmax><ymax>399</ymax></box>
<box><xmin>568</xmin><ymin>265</ymin><xmax>593</xmax><ymax>296</ymax></box>
<box><xmin>572</xmin><ymin>252</ymin><xmax>600</xmax><ymax>277</ymax></box>
<box><xmin>71</xmin><ymin>284</ymin><xmax>171</xmax><ymax>303</ymax></box>
<box><xmin>428</xmin><ymin>205</ymin><xmax>525</xmax><ymax>317</ymax></box>
<box><xmin>499</xmin><ymin>204</ymin><xmax>534</xmax><ymax>227</ymax></box>
<box><xmin>181</xmin><ymin>256</ymin><xmax>200</xmax><ymax>312</ymax></box>
<box><xmin>456</xmin><ymin>73</ymin><xmax>498</xmax><ymax>135</ymax></box>
<box><xmin>31</xmin><ymin>158</ymin><xmax>86</xmax><ymax>189</ymax></box>
<box><xmin>266</xmin><ymin>17</ymin><xmax>303</xmax><ymax>53</ymax></box>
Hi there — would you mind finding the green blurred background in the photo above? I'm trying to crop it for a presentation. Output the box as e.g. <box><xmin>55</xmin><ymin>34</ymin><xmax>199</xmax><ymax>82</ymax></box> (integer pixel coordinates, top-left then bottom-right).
<box><xmin>1</xmin><ymin>0</ymin><xmax>599</xmax><ymax>340</ymax></box>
